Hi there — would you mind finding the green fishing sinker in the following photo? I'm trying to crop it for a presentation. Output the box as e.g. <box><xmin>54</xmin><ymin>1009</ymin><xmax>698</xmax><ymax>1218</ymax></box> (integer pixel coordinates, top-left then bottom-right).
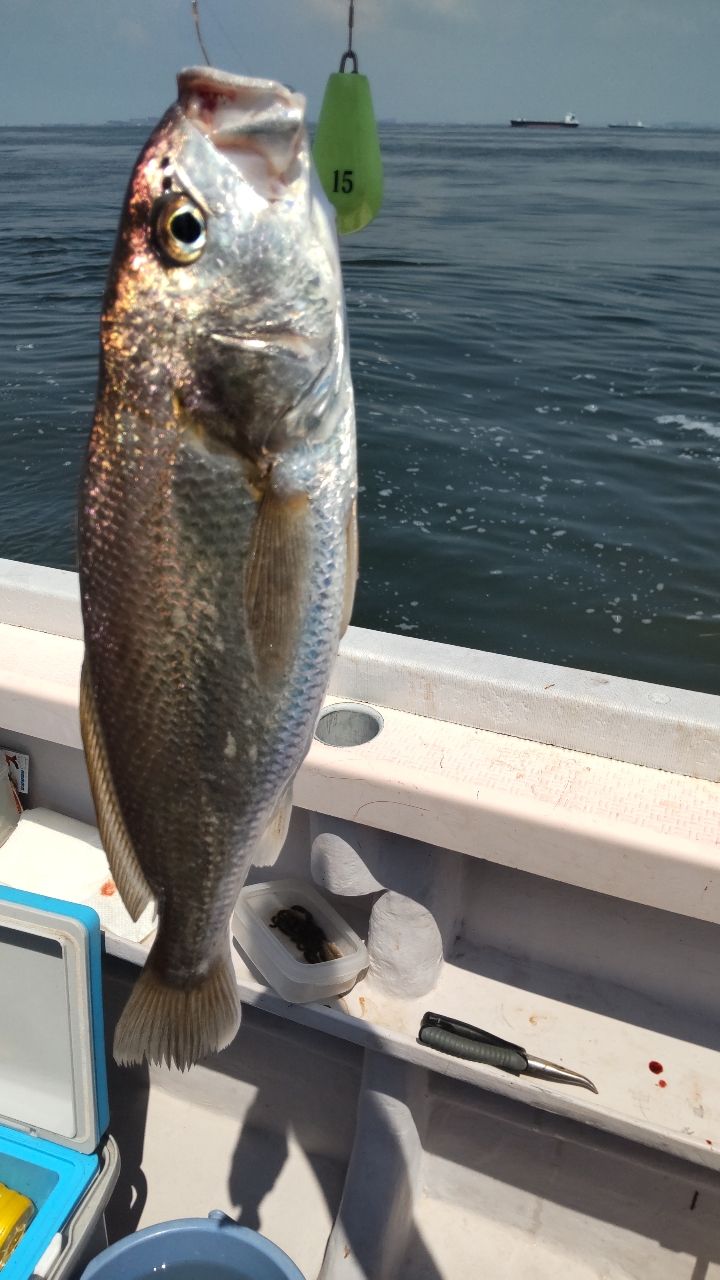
<box><xmin>313</xmin><ymin>58</ymin><xmax>383</xmax><ymax>235</ymax></box>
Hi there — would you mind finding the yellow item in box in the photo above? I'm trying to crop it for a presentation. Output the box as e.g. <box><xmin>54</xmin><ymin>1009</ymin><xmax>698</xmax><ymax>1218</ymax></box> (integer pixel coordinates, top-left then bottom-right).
<box><xmin>0</xmin><ymin>1183</ymin><xmax>35</xmax><ymax>1269</ymax></box>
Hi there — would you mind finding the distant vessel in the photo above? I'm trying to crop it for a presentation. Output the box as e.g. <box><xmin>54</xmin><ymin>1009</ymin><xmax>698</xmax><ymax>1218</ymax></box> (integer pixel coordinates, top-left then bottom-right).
<box><xmin>510</xmin><ymin>113</ymin><xmax>579</xmax><ymax>129</ymax></box>
<box><xmin>608</xmin><ymin>121</ymin><xmax>644</xmax><ymax>129</ymax></box>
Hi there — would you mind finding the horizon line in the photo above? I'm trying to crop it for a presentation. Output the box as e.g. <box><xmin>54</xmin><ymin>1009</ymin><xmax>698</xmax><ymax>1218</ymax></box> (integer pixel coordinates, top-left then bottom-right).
<box><xmin>4</xmin><ymin>117</ymin><xmax>720</xmax><ymax>130</ymax></box>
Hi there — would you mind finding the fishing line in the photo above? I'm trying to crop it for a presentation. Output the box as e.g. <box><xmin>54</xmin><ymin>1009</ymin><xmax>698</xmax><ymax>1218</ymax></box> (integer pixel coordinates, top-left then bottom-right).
<box><xmin>191</xmin><ymin>0</ymin><xmax>212</xmax><ymax>65</ymax></box>
<box><xmin>341</xmin><ymin>0</ymin><xmax>357</xmax><ymax>73</ymax></box>
<box><xmin>205</xmin><ymin>4</ymin><xmax>243</xmax><ymax>64</ymax></box>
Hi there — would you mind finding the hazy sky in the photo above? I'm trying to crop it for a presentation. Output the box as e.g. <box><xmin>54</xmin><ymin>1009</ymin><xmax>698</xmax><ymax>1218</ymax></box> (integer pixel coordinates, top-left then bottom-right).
<box><xmin>2</xmin><ymin>0</ymin><xmax>720</xmax><ymax>126</ymax></box>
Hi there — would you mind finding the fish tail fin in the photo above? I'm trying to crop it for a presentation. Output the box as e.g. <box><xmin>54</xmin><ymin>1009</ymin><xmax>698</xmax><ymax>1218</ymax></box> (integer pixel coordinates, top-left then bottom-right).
<box><xmin>113</xmin><ymin>946</ymin><xmax>240</xmax><ymax>1071</ymax></box>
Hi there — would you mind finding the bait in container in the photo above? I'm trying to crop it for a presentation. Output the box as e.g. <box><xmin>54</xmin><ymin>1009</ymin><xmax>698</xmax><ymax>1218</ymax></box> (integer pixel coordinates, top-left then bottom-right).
<box><xmin>233</xmin><ymin>879</ymin><xmax>368</xmax><ymax>1004</ymax></box>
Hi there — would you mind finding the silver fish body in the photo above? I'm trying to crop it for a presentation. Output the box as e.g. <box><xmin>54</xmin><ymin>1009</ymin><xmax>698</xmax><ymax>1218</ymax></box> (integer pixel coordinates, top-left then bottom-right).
<box><xmin>79</xmin><ymin>68</ymin><xmax>357</xmax><ymax>1070</ymax></box>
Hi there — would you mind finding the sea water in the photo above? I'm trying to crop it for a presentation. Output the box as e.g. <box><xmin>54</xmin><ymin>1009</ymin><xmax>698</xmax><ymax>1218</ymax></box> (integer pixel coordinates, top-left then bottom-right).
<box><xmin>1</xmin><ymin>123</ymin><xmax>719</xmax><ymax>692</ymax></box>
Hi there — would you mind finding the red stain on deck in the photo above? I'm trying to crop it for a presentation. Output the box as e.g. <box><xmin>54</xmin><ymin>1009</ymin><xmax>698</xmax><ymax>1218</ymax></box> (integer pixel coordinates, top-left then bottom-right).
<box><xmin>658</xmin><ymin>1080</ymin><xmax>668</xmax><ymax>1089</ymax></box>
<box><xmin>100</xmin><ymin>880</ymin><xmax>116</xmax><ymax>897</ymax></box>
<box><xmin>648</xmin><ymin>1061</ymin><xmax>664</xmax><ymax>1075</ymax></box>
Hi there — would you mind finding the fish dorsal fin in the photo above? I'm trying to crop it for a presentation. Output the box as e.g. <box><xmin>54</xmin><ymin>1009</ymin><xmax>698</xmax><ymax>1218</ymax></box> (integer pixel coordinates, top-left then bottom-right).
<box><xmin>246</xmin><ymin>483</ymin><xmax>312</xmax><ymax>685</ymax></box>
<box><xmin>341</xmin><ymin>497</ymin><xmax>358</xmax><ymax>638</ymax></box>
<box><xmin>80</xmin><ymin>661</ymin><xmax>154</xmax><ymax>922</ymax></box>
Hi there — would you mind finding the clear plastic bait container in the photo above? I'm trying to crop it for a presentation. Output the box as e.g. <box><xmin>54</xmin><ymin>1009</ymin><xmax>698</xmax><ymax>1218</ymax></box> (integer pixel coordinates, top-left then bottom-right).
<box><xmin>233</xmin><ymin>879</ymin><xmax>368</xmax><ymax>1004</ymax></box>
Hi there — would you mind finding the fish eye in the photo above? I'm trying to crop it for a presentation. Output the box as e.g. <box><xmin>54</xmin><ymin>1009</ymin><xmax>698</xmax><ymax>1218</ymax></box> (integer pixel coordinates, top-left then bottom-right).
<box><xmin>153</xmin><ymin>194</ymin><xmax>207</xmax><ymax>266</ymax></box>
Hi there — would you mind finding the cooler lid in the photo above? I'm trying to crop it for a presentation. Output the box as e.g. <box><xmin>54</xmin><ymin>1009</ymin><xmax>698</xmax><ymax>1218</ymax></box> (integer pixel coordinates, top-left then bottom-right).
<box><xmin>0</xmin><ymin>886</ymin><xmax>109</xmax><ymax>1154</ymax></box>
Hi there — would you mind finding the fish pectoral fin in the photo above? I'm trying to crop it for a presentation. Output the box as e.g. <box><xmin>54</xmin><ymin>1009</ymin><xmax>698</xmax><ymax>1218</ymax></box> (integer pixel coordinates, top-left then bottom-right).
<box><xmin>246</xmin><ymin>484</ymin><xmax>312</xmax><ymax>684</ymax></box>
<box><xmin>80</xmin><ymin>661</ymin><xmax>154</xmax><ymax>922</ymax></box>
<box><xmin>252</xmin><ymin>785</ymin><xmax>294</xmax><ymax>867</ymax></box>
<box><xmin>341</xmin><ymin>498</ymin><xmax>358</xmax><ymax>638</ymax></box>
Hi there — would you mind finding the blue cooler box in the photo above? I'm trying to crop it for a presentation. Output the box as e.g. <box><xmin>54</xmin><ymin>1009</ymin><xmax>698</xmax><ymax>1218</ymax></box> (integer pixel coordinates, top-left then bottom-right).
<box><xmin>0</xmin><ymin>887</ymin><xmax>116</xmax><ymax>1279</ymax></box>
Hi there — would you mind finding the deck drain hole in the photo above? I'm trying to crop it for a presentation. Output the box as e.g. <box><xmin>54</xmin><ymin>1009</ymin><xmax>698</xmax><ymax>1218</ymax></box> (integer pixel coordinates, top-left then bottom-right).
<box><xmin>315</xmin><ymin>703</ymin><xmax>384</xmax><ymax>747</ymax></box>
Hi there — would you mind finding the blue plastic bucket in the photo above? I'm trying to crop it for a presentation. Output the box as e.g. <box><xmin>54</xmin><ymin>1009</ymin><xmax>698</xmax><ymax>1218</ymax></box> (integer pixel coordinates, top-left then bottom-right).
<box><xmin>80</xmin><ymin>1211</ymin><xmax>305</xmax><ymax>1280</ymax></box>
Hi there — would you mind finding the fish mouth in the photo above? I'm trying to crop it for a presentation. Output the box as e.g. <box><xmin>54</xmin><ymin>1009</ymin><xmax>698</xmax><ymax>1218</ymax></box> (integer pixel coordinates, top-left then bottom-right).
<box><xmin>177</xmin><ymin>67</ymin><xmax>306</xmax><ymax>190</ymax></box>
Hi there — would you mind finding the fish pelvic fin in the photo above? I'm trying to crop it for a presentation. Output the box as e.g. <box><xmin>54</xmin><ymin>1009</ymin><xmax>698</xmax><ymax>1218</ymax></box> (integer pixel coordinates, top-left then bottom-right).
<box><xmin>113</xmin><ymin>946</ymin><xmax>240</xmax><ymax>1071</ymax></box>
<box><xmin>252</xmin><ymin>784</ymin><xmax>293</xmax><ymax>867</ymax></box>
<box><xmin>80</xmin><ymin>660</ymin><xmax>154</xmax><ymax>922</ymax></box>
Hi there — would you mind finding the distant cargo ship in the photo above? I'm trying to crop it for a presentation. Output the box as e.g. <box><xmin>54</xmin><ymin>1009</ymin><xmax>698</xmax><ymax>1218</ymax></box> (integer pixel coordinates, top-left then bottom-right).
<box><xmin>510</xmin><ymin>113</ymin><xmax>579</xmax><ymax>128</ymax></box>
<box><xmin>607</xmin><ymin>121</ymin><xmax>644</xmax><ymax>129</ymax></box>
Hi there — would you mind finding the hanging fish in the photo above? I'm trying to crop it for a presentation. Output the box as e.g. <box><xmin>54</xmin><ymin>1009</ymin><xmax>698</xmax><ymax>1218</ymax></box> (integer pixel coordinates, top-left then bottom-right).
<box><xmin>79</xmin><ymin>67</ymin><xmax>358</xmax><ymax>1070</ymax></box>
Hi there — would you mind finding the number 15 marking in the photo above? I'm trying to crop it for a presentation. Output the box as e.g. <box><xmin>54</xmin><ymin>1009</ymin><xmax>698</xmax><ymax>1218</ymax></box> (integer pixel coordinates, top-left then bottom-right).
<box><xmin>332</xmin><ymin>169</ymin><xmax>354</xmax><ymax>193</ymax></box>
